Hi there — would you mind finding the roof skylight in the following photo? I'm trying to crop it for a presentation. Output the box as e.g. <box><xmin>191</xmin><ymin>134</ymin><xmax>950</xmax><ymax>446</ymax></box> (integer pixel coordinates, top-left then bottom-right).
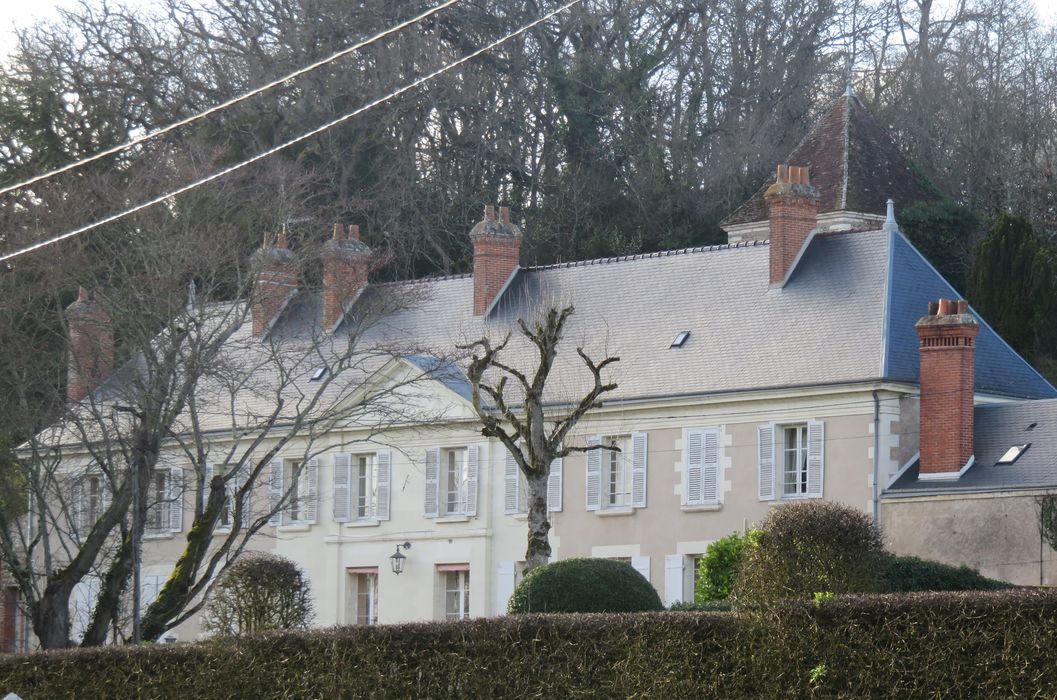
<box><xmin>670</xmin><ymin>331</ymin><xmax>690</xmax><ymax>348</ymax></box>
<box><xmin>310</xmin><ymin>366</ymin><xmax>328</xmax><ymax>382</ymax></box>
<box><xmin>996</xmin><ymin>443</ymin><xmax>1030</xmax><ymax>465</ymax></box>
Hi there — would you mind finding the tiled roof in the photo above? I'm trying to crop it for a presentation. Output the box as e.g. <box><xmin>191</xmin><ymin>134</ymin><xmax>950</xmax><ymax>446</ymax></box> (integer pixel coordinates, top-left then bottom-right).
<box><xmin>885</xmin><ymin>399</ymin><xmax>1057</xmax><ymax>495</ymax></box>
<box><xmin>722</xmin><ymin>93</ymin><xmax>940</xmax><ymax>226</ymax></box>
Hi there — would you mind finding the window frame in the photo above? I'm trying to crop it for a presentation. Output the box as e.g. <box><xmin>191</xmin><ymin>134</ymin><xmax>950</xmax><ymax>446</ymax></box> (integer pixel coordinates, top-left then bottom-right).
<box><xmin>441</xmin><ymin>447</ymin><xmax>469</xmax><ymax>517</ymax></box>
<box><xmin>444</xmin><ymin>569</ymin><xmax>470</xmax><ymax>620</ymax></box>
<box><xmin>780</xmin><ymin>423</ymin><xmax>810</xmax><ymax>498</ymax></box>
<box><xmin>354</xmin><ymin>453</ymin><xmax>377</xmax><ymax>521</ymax></box>
<box><xmin>601</xmin><ymin>435</ymin><xmax>632</xmax><ymax>509</ymax></box>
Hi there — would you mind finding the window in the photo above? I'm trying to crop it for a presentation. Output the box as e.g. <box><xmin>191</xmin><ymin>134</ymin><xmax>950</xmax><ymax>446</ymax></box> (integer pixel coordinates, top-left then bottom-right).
<box><xmin>85</xmin><ymin>475</ymin><xmax>102</xmax><ymax>527</ymax></box>
<box><xmin>603</xmin><ymin>436</ymin><xmax>632</xmax><ymax>507</ymax></box>
<box><xmin>268</xmin><ymin>458</ymin><xmax>317</xmax><ymax>526</ymax></box>
<box><xmin>443</xmin><ymin>448</ymin><xmax>468</xmax><ymax>515</ymax></box>
<box><xmin>334</xmin><ymin>452</ymin><xmax>391</xmax><ymax>523</ymax></box>
<box><xmin>348</xmin><ymin>570</ymin><xmax>378</xmax><ymax>626</ymax></box>
<box><xmin>209</xmin><ymin>463</ymin><xmax>249</xmax><ymax>530</ymax></box>
<box><xmin>504</xmin><ymin>449</ymin><xmax>564</xmax><ymax>515</ymax></box>
<box><xmin>424</xmin><ymin>446</ymin><xmax>479</xmax><ymax>519</ymax></box>
<box><xmin>782</xmin><ymin>425</ymin><xmax>809</xmax><ymax>497</ymax></box>
<box><xmin>145</xmin><ymin>471</ymin><xmax>172</xmax><ymax>533</ymax></box>
<box><xmin>758</xmin><ymin>421</ymin><xmax>824</xmax><ymax>501</ymax></box>
<box><xmin>997</xmin><ymin>444</ymin><xmax>1030</xmax><ymax>465</ymax></box>
<box><xmin>586</xmin><ymin>433</ymin><xmax>647</xmax><ymax>511</ymax></box>
<box><xmin>685</xmin><ymin>428</ymin><xmax>720</xmax><ymax>506</ymax></box>
<box><xmin>356</xmin><ymin>455</ymin><xmax>376</xmax><ymax>519</ymax></box>
<box><xmin>73</xmin><ymin>473</ymin><xmax>109</xmax><ymax>536</ymax></box>
<box><xmin>444</xmin><ymin>570</ymin><xmax>470</xmax><ymax>620</ymax></box>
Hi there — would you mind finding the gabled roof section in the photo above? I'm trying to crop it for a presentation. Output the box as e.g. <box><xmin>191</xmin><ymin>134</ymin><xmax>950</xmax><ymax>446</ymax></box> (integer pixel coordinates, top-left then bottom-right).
<box><xmin>885</xmin><ymin>399</ymin><xmax>1057</xmax><ymax>496</ymax></box>
<box><xmin>722</xmin><ymin>92</ymin><xmax>940</xmax><ymax>227</ymax></box>
<box><xmin>884</xmin><ymin>232</ymin><xmax>1057</xmax><ymax>399</ymax></box>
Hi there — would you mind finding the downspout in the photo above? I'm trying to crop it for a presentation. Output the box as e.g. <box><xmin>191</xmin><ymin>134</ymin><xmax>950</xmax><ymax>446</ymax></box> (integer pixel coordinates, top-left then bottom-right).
<box><xmin>872</xmin><ymin>391</ymin><xmax>881</xmax><ymax>528</ymax></box>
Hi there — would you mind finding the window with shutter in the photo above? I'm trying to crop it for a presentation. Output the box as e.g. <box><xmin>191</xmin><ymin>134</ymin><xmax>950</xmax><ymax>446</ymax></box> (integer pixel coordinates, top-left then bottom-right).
<box><xmin>806</xmin><ymin>420</ymin><xmax>825</xmax><ymax>498</ymax></box>
<box><xmin>589</xmin><ymin>434</ymin><xmax>647</xmax><ymax>511</ymax></box>
<box><xmin>547</xmin><ymin>457</ymin><xmax>563</xmax><ymax>512</ymax></box>
<box><xmin>504</xmin><ymin>448</ymin><xmax>521</xmax><ymax>515</ymax></box>
<box><xmin>266</xmin><ymin>460</ymin><xmax>283</xmax><ymax>526</ymax></box>
<box><xmin>333</xmin><ymin>453</ymin><xmax>352</xmax><ymax>523</ymax></box>
<box><xmin>757</xmin><ymin>423</ymin><xmax>776</xmax><ymax>501</ymax></box>
<box><xmin>169</xmin><ymin>466</ymin><xmax>183</xmax><ymax>533</ymax></box>
<box><xmin>664</xmin><ymin>554</ymin><xmax>686</xmax><ymax>605</ymax></box>
<box><xmin>424</xmin><ymin>448</ymin><xmax>440</xmax><ymax>518</ymax></box>
<box><xmin>685</xmin><ymin>428</ymin><xmax>721</xmax><ymax>506</ymax></box>
<box><xmin>375</xmin><ymin>451</ymin><xmax>392</xmax><ymax>521</ymax></box>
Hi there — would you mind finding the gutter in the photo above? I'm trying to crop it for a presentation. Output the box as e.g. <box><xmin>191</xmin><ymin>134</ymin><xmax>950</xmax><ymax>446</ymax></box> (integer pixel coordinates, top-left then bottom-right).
<box><xmin>872</xmin><ymin>390</ymin><xmax>880</xmax><ymax>527</ymax></box>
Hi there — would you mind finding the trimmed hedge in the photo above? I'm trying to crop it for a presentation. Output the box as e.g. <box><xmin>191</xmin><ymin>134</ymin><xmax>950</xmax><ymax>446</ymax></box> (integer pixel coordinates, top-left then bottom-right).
<box><xmin>4</xmin><ymin>590</ymin><xmax>1057</xmax><ymax>698</ymax></box>
<box><xmin>879</xmin><ymin>554</ymin><xmax>1011</xmax><ymax>592</ymax></box>
<box><xmin>507</xmin><ymin>557</ymin><xmax>664</xmax><ymax>613</ymax></box>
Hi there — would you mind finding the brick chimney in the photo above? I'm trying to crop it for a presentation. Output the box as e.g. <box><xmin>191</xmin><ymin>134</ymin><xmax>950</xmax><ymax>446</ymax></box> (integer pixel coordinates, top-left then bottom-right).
<box><xmin>916</xmin><ymin>298</ymin><xmax>980</xmax><ymax>479</ymax></box>
<box><xmin>322</xmin><ymin>223</ymin><xmax>371</xmax><ymax>332</ymax></box>
<box><xmin>470</xmin><ymin>204</ymin><xmax>521</xmax><ymax>315</ymax></box>
<box><xmin>66</xmin><ymin>287</ymin><xmax>113</xmax><ymax>403</ymax></box>
<box><xmin>251</xmin><ymin>230</ymin><xmax>298</xmax><ymax>338</ymax></box>
<box><xmin>765</xmin><ymin>165</ymin><xmax>820</xmax><ymax>284</ymax></box>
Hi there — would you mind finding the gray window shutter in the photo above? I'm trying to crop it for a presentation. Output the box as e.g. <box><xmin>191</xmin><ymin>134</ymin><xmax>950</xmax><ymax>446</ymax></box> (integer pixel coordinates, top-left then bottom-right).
<box><xmin>333</xmin><ymin>453</ymin><xmax>352</xmax><ymax>523</ymax></box>
<box><xmin>465</xmin><ymin>445</ymin><xmax>481</xmax><ymax>517</ymax></box>
<box><xmin>547</xmin><ymin>457</ymin><xmax>563</xmax><ymax>513</ymax></box>
<box><xmin>268</xmin><ymin>459</ymin><xmax>284</xmax><ymax>526</ymax></box>
<box><xmin>169</xmin><ymin>466</ymin><xmax>183</xmax><ymax>533</ymax></box>
<box><xmin>702</xmin><ymin>429</ymin><xmax>720</xmax><ymax>505</ymax></box>
<box><xmin>664</xmin><ymin>554</ymin><xmax>685</xmax><ymax>605</ymax></box>
<box><xmin>424</xmin><ymin>448</ymin><xmax>440</xmax><ymax>518</ymax></box>
<box><xmin>685</xmin><ymin>430</ymin><xmax>704</xmax><ymax>505</ymax></box>
<box><xmin>807</xmin><ymin>420</ymin><xmax>825</xmax><ymax>498</ymax></box>
<box><xmin>631</xmin><ymin>432</ymin><xmax>648</xmax><ymax>508</ymax></box>
<box><xmin>202</xmin><ymin>462</ymin><xmax>214</xmax><ymax>511</ymax></box>
<box><xmin>496</xmin><ymin>561</ymin><xmax>518</xmax><ymax>615</ymax></box>
<box><xmin>504</xmin><ymin>448</ymin><xmax>520</xmax><ymax>515</ymax></box>
<box><xmin>236</xmin><ymin>463</ymin><xmax>250</xmax><ymax>527</ymax></box>
<box><xmin>71</xmin><ymin>478</ymin><xmax>84</xmax><ymax>537</ymax></box>
<box><xmin>585</xmin><ymin>436</ymin><xmax>602</xmax><ymax>511</ymax></box>
<box><xmin>631</xmin><ymin>555</ymin><xmax>651</xmax><ymax>583</ymax></box>
<box><xmin>375</xmin><ymin>450</ymin><xmax>392</xmax><ymax>521</ymax></box>
<box><xmin>305</xmin><ymin>458</ymin><xmax>319</xmax><ymax>524</ymax></box>
<box><xmin>758</xmin><ymin>423</ymin><xmax>776</xmax><ymax>501</ymax></box>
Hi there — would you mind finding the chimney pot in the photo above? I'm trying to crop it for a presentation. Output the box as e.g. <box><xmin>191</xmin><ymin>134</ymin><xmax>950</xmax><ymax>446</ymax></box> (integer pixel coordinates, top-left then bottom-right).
<box><xmin>276</xmin><ymin>229</ymin><xmax>288</xmax><ymax>249</ymax></box>
<box><xmin>332</xmin><ymin>223</ymin><xmax>343</xmax><ymax>240</ymax></box>
<box><xmin>348</xmin><ymin>224</ymin><xmax>360</xmax><ymax>241</ymax></box>
<box><xmin>484</xmin><ymin>204</ymin><xmax>496</xmax><ymax>222</ymax></box>
<box><xmin>500</xmin><ymin>206</ymin><xmax>511</xmax><ymax>225</ymax></box>
<box><xmin>957</xmin><ymin>299</ymin><xmax>969</xmax><ymax>314</ymax></box>
<box><xmin>938</xmin><ymin>298</ymin><xmax>953</xmax><ymax>315</ymax></box>
<box><xmin>928</xmin><ymin>301</ymin><xmax>939</xmax><ymax>315</ymax></box>
<box><xmin>777</xmin><ymin>164</ymin><xmax>789</xmax><ymax>183</ymax></box>
<box><xmin>65</xmin><ymin>289</ymin><xmax>113</xmax><ymax>402</ymax></box>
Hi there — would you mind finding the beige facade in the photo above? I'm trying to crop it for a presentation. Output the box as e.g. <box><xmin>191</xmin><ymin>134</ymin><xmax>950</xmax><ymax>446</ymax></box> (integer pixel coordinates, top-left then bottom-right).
<box><xmin>881</xmin><ymin>491</ymin><xmax>1057</xmax><ymax>586</ymax></box>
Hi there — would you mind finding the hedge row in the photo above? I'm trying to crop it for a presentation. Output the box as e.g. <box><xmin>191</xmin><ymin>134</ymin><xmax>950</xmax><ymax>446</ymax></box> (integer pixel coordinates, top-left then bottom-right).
<box><xmin>3</xmin><ymin>589</ymin><xmax>1057</xmax><ymax>699</ymax></box>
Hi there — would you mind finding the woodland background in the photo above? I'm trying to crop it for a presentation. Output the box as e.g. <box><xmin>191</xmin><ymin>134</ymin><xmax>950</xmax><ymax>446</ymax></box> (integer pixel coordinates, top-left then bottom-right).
<box><xmin>1</xmin><ymin>0</ymin><xmax>1056</xmax><ymax>432</ymax></box>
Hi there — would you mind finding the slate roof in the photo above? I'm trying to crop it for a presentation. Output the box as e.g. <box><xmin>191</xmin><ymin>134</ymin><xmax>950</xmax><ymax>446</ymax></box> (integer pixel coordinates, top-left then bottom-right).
<box><xmin>885</xmin><ymin>400</ymin><xmax>1057</xmax><ymax>496</ymax></box>
<box><xmin>54</xmin><ymin>226</ymin><xmax>1056</xmax><ymax>441</ymax></box>
<box><xmin>722</xmin><ymin>92</ymin><xmax>940</xmax><ymax>226</ymax></box>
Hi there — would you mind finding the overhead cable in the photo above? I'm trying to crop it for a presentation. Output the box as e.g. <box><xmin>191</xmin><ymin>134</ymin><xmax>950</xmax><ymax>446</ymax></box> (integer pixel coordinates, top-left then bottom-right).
<box><xmin>0</xmin><ymin>0</ymin><xmax>463</xmax><ymax>198</ymax></box>
<box><xmin>0</xmin><ymin>0</ymin><xmax>582</xmax><ymax>263</ymax></box>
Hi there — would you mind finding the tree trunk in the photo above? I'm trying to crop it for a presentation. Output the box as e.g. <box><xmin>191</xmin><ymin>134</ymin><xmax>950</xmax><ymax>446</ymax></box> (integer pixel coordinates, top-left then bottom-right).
<box><xmin>139</xmin><ymin>475</ymin><xmax>226</xmax><ymax>641</ymax></box>
<box><xmin>31</xmin><ymin>582</ymin><xmax>75</xmax><ymax>649</ymax></box>
<box><xmin>524</xmin><ymin>472</ymin><xmax>552</xmax><ymax>572</ymax></box>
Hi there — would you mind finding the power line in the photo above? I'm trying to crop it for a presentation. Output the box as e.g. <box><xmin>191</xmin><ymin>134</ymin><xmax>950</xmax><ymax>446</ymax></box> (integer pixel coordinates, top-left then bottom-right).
<box><xmin>0</xmin><ymin>0</ymin><xmax>463</xmax><ymax>198</ymax></box>
<box><xmin>0</xmin><ymin>0</ymin><xmax>583</xmax><ymax>264</ymax></box>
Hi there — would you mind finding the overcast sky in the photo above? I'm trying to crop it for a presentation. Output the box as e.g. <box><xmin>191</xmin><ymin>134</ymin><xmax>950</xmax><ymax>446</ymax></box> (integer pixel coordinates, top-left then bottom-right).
<box><xmin>2</xmin><ymin>0</ymin><xmax>1057</xmax><ymax>57</ymax></box>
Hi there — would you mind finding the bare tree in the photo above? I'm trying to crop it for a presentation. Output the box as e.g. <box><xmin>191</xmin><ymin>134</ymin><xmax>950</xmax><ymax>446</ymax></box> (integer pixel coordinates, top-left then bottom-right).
<box><xmin>460</xmin><ymin>306</ymin><xmax>618</xmax><ymax>571</ymax></box>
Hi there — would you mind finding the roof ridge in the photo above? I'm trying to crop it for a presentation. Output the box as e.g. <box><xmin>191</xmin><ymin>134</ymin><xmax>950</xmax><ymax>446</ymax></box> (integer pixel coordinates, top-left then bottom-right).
<box><xmin>372</xmin><ymin>271</ymin><xmax>474</xmax><ymax>288</ymax></box>
<box><xmin>525</xmin><ymin>239</ymin><xmax>768</xmax><ymax>271</ymax></box>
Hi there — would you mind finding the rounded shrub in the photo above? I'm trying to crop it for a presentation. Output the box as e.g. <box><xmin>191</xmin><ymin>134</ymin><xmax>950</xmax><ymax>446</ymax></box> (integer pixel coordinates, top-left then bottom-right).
<box><xmin>202</xmin><ymin>553</ymin><xmax>315</xmax><ymax>637</ymax></box>
<box><xmin>695</xmin><ymin>530</ymin><xmax>758</xmax><ymax>601</ymax></box>
<box><xmin>879</xmin><ymin>554</ymin><xmax>1011</xmax><ymax>592</ymax></box>
<box><xmin>733</xmin><ymin>500</ymin><xmax>884</xmax><ymax>608</ymax></box>
<box><xmin>508</xmin><ymin>558</ymin><xmax>663</xmax><ymax>614</ymax></box>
